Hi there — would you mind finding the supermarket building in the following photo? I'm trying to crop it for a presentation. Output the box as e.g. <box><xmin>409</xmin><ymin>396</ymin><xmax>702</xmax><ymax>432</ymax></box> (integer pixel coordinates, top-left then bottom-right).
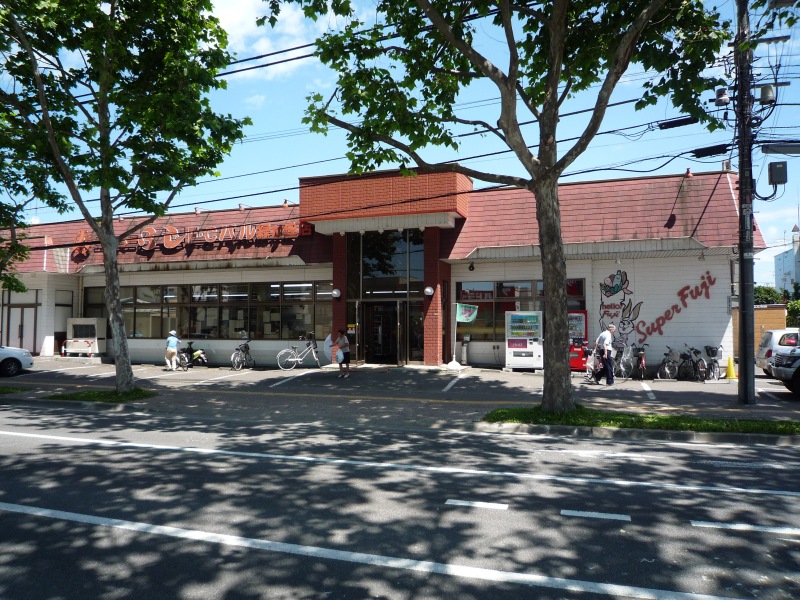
<box><xmin>3</xmin><ymin>168</ymin><xmax>762</xmax><ymax>369</ymax></box>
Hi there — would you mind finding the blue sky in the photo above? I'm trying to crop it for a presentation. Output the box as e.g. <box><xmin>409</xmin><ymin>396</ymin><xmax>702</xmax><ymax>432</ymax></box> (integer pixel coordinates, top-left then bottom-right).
<box><xmin>25</xmin><ymin>0</ymin><xmax>800</xmax><ymax>287</ymax></box>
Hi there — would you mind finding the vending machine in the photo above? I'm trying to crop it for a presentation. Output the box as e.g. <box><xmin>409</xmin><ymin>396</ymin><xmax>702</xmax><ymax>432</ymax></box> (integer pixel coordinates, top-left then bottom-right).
<box><xmin>505</xmin><ymin>311</ymin><xmax>544</xmax><ymax>370</ymax></box>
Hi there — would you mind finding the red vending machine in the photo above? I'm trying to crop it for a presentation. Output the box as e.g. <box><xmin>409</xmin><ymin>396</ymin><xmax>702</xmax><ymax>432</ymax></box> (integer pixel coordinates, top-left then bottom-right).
<box><xmin>568</xmin><ymin>311</ymin><xmax>589</xmax><ymax>372</ymax></box>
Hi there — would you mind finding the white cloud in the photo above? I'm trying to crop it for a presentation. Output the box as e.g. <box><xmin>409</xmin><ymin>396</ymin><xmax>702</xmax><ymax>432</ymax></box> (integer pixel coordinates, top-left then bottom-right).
<box><xmin>213</xmin><ymin>0</ymin><xmax>322</xmax><ymax>81</ymax></box>
<box><xmin>244</xmin><ymin>94</ymin><xmax>267</xmax><ymax>108</ymax></box>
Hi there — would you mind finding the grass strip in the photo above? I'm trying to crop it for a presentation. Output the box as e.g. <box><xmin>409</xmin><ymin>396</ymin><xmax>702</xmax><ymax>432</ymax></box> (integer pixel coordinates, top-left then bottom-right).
<box><xmin>46</xmin><ymin>388</ymin><xmax>157</xmax><ymax>404</ymax></box>
<box><xmin>483</xmin><ymin>404</ymin><xmax>800</xmax><ymax>436</ymax></box>
<box><xmin>0</xmin><ymin>386</ymin><xmax>27</xmax><ymax>395</ymax></box>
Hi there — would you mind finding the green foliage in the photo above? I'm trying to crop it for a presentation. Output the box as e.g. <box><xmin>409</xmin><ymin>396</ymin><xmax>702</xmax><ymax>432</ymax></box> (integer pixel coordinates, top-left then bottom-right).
<box><xmin>0</xmin><ymin>0</ymin><xmax>250</xmax><ymax>220</ymax></box>
<box><xmin>483</xmin><ymin>404</ymin><xmax>800</xmax><ymax>436</ymax></box>
<box><xmin>266</xmin><ymin>0</ymin><xmax>730</xmax><ymax>177</ymax></box>
<box><xmin>787</xmin><ymin>300</ymin><xmax>800</xmax><ymax>327</ymax></box>
<box><xmin>46</xmin><ymin>387</ymin><xmax>158</xmax><ymax>403</ymax></box>
<box><xmin>754</xmin><ymin>285</ymin><xmax>782</xmax><ymax>305</ymax></box>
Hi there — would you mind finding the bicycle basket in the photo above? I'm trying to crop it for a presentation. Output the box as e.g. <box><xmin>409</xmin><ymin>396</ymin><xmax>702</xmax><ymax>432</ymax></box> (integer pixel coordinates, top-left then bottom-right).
<box><xmin>679</xmin><ymin>351</ymin><xmax>691</xmax><ymax>361</ymax></box>
<box><xmin>704</xmin><ymin>345</ymin><xmax>719</xmax><ymax>358</ymax></box>
<box><xmin>241</xmin><ymin>342</ymin><xmax>250</xmax><ymax>352</ymax></box>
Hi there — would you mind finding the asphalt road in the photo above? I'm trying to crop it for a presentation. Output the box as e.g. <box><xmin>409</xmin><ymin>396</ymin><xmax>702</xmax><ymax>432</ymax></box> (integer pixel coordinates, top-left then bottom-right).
<box><xmin>0</xmin><ymin>361</ymin><xmax>798</xmax><ymax>599</ymax></box>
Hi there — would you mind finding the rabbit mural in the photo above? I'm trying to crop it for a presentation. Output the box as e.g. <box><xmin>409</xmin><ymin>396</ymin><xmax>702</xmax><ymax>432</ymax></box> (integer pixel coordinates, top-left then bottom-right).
<box><xmin>598</xmin><ymin>270</ymin><xmax>644</xmax><ymax>350</ymax></box>
<box><xmin>614</xmin><ymin>299</ymin><xmax>643</xmax><ymax>350</ymax></box>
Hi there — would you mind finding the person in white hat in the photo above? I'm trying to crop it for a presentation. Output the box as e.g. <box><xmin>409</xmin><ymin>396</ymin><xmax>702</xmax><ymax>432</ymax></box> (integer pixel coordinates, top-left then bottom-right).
<box><xmin>165</xmin><ymin>329</ymin><xmax>180</xmax><ymax>371</ymax></box>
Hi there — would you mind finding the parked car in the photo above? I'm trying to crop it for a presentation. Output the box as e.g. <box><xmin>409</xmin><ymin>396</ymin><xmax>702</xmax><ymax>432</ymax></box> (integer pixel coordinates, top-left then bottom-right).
<box><xmin>0</xmin><ymin>345</ymin><xmax>34</xmax><ymax>376</ymax></box>
<box><xmin>756</xmin><ymin>328</ymin><xmax>799</xmax><ymax>377</ymax></box>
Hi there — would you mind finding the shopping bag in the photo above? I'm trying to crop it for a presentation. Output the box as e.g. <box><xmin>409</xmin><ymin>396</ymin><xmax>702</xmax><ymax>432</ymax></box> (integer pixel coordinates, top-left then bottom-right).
<box><xmin>336</xmin><ymin>349</ymin><xmax>344</xmax><ymax>364</ymax></box>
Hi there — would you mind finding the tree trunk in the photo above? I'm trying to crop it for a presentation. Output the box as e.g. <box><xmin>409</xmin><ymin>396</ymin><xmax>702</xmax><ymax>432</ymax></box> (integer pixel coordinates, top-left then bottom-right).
<box><xmin>101</xmin><ymin>236</ymin><xmax>135</xmax><ymax>393</ymax></box>
<box><xmin>532</xmin><ymin>179</ymin><xmax>575</xmax><ymax>413</ymax></box>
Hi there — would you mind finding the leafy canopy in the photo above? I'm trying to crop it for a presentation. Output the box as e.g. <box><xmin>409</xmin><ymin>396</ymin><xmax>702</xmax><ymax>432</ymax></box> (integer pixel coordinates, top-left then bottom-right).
<box><xmin>0</xmin><ymin>0</ymin><xmax>250</xmax><ymax>220</ymax></box>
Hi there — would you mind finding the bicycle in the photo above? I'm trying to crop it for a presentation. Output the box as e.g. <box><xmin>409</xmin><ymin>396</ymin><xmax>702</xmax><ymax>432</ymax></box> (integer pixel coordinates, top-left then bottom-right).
<box><xmin>231</xmin><ymin>339</ymin><xmax>255</xmax><ymax>370</ymax></box>
<box><xmin>676</xmin><ymin>344</ymin><xmax>707</xmax><ymax>382</ymax></box>
<box><xmin>656</xmin><ymin>345</ymin><xmax>680</xmax><ymax>380</ymax></box>
<box><xmin>704</xmin><ymin>344</ymin><xmax>723</xmax><ymax>381</ymax></box>
<box><xmin>632</xmin><ymin>343</ymin><xmax>648</xmax><ymax>380</ymax></box>
<box><xmin>613</xmin><ymin>344</ymin><xmax>634</xmax><ymax>382</ymax></box>
<box><xmin>277</xmin><ymin>334</ymin><xmax>321</xmax><ymax>370</ymax></box>
<box><xmin>177</xmin><ymin>349</ymin><xmax>189</xmax><ymax>372</ymax></box>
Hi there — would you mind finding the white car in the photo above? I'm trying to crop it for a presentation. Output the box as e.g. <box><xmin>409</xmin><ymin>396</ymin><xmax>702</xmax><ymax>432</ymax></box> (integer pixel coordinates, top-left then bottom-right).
<box><xmin>756</xmin><ymin>329</ymin><xmax>799</xmax><ymax>377</ymax></box>
<box><xmin>0</xmin><ymin>345</ymin><xmax>34</xmax><ymax>376</ymax></box>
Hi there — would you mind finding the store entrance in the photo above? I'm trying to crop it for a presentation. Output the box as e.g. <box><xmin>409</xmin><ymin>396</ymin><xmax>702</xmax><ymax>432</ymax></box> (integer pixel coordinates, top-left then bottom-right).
<box><xmin>360</xmin><ymin>301</ymin><xmax>424</xmax><ymax>365</ymax></box>
<box><xmin>363</xmin><ymin>302</ymin><xmax>398</xmax><ymax>365</ymax></box>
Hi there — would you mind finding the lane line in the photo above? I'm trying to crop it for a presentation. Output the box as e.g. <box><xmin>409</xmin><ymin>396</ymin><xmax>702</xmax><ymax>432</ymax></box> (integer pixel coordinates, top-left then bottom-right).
<box><xmin>0</xmin><ymin>501</ymin><xmax>742</xmax><ymax>600</ymax></box>
<box><xmin>270</xmin><ymin>370</ymin><xmax>314</xmax><ymax>387</ymax></box>
<box><xmin>641</xmin><ymin>382</ymin><xmax>656</xmax><ymax>399</ymax></box>
<box><xmin>561</xmin><ymin>510</ymin><xmax>631</xmax><ymax>522</ymax></box>
<box><xmin>442</xmin><ymin>374</ymin><xmax>462</xmax><ymax>392</ymax></box>
<box><xmin>2</xmin><ymin>429</ymin><xmax>799</xmax><ymax>498</ymax></box>
<box><xmin>690</xmin><ymin>521</ymin><xmax>800</xmax><ymax>536</ymax></box>
<box><xmin>445</xmin><ymin>499</ymin><xmax>508</xmax><ymax>510</ymax></box>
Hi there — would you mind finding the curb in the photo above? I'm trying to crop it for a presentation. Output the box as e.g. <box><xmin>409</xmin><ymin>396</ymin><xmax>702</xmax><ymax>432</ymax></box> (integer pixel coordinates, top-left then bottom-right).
<box><xmin>469</xmin><ymin>421</ymin><xmax>800</xmax><ymax>446</ymax></box>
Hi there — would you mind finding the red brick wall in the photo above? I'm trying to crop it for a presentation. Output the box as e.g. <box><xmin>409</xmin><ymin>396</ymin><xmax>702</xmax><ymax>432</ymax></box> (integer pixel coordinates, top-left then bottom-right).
<box><xmin>300</xmin><ymin>171</ymin><xmax>471</xmax><ymax>223</ymax></box>
<box><xmin>423</xmin><ymin>228</ymin><xmax>450</xmax><ymax>365</ymax></box>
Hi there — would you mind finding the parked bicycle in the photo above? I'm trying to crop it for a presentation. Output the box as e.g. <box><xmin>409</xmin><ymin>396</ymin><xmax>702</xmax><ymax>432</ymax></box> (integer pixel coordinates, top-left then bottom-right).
<box><xmin>277</xmin><ymin>333</ymin><xmax>321</xmax><ymax>370</ymax></box>
<box><xmin>677</xmin><ymin>344</ymin><xmax>707</xmax><ymax>382</ymax></box>
<box><xmin>632</xmin><ymin>343</ymin><xmax>648</xmax><ymax>380</ymax></box>
<box><xmin>231</xmin><ymin>339</ymin><xmax>255</xmax><ymax>370</ymax></box>
<box><xmin>613</xmin><ymin>344</ymin><xmax>634</xmax><ymax>382</ymax></box>
<box><xmin>704</xmin><ymin>344</ymin><xmax>723</xmax><ymax>381</ymax></box>
<box><xmin>656</xmin><ymin>345</ymin><xmax>680</xmax><ymax>380</ymax></box>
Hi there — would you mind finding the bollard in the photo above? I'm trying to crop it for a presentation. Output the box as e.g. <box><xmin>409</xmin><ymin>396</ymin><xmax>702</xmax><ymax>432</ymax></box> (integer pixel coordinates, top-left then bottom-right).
<box><xmin>61</xmin><ymin>341</ymin><xmax>66</xmax><ymax>357</ymax></box>
<box><xmin>726</xmin><ymin>356</ymin><xmax>737</xmax><ymax>379</ymax></box>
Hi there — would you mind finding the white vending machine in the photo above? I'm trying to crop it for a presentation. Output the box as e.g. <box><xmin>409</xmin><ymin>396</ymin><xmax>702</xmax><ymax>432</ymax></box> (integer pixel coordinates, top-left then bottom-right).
<box><xmin>505</xmin><ymin>311</ymin><xmax>544</xmax><ymax>371</ymax></box>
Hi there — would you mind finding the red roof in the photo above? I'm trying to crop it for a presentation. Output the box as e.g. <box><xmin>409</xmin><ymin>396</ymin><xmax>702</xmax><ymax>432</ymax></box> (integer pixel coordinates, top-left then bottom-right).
<box><xmin>444</xmin><ymin>171</ymin><xmax>761</xmax><ymax>259</ymax></box>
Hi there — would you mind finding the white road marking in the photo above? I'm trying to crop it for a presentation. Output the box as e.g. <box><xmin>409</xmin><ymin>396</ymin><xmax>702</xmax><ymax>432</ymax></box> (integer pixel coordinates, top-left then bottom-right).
<box><xmin>270</xmin><ymin>369</ymin><xmax>314</xmax><ymax>387</ymax></box>
<box><xmin>170</xmin><ymin>372</ymin><xmax>249</xmax><ymax>386</ymax></box>
<box><xmin>698</xmin><ymin>460</ymin><xmax>800</xmax><ymax>471</ymax></box>
<box><xmin>445</xmin><ymin>499</ymin><xmax>508</xmax><ymax>510</ymax></box>
<box><xmin>1</xmin><ymin>429</ymin><xmax>798</xmax><ymax>498</ymax></box>
<box><xmin>442</xmin><ymin>374</ymin><xmax>462</xmax><ymax>392</ymax></box>
<box><xmin>640</xmin><ymin>382</ymin><xmax>656</xmax><ymax>399</ymax></box>
<box><xmin>0</xmin><ymin>501</ymin><xmax>743</xmax><ymax>600</ymax></box>
<box><xmin>561</xmin><ymin>510</ymin><xmax>631</xmax><ymax>522</ymax></box>
<box><xmin>27</xmin><ymin>366</ymin><xmax>96</xmax><ymax>374</ymax></box>
<box><xmin>690</xmin><ymin>521</ymin><xmax>800</xmax><ymax>535</ymax></box>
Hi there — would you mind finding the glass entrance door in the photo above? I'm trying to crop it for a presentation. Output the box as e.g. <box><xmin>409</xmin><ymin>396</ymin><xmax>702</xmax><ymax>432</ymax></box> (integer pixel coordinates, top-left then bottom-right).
<box><xmin>363</xmin><ymin>302</ymin><xmax>398</xmax><ymax>364</ymax></box>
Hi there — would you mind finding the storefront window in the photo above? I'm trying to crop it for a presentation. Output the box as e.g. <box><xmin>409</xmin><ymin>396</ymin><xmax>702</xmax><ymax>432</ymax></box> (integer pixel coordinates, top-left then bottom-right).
<box><xmin>192</xmin><ymin>285</ymin><xmax>218</xmax><ymax>303</ymax></box>
<box><xmin>455</xmin><ymin>279</ymin><xmax>585</xmax><ymax>341</ymax></box>
<box><xmin>190</xmin><ymin>306</ymin><xmax>219</xmax><ymax>339</ymax></box>
<box><xmin>84</xmin><ymin>281</ymin><xmax>332</xmax><ymax>341</ymax></box>
<box><xmin>282</xmin><ymin>303</ymin><xmax>312</xmax><ymax>340</ymax></box>
<box><xmin>221</xmin><ymin>284</ymin><xmax>249</xmax><ymax>303</ymax></box>
<box><xmin>163</xmin><ymin>286</ymin><xmax>190</xmax><ymax>303</ymax></box>
<box><xmin>282</xmin><ymin>282</ymin><xmax>313</xmax><ymax>302</ymax></box>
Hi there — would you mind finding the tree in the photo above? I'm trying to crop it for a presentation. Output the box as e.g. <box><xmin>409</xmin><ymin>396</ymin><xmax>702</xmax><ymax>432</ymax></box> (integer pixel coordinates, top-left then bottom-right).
<box><xmin>262</xmin><ymin>0</ymin><xmax>729</xmax><ymax>412</ymax></box>
<box><xmin>0</xmin><ymin>0</ymin><xmax>249</xmax><ymax>392</ymax></box>
<box><xmin>754</xmin><ymin>285</ymin><xmax>782</xmax><ymax>305</ymax></box>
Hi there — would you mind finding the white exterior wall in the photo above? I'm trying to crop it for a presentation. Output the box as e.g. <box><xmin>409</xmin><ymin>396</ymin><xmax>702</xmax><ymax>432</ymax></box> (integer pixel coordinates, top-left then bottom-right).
<box><xmin>10</xmin><ymin>273</ymin><xmax>81</xmax><ymax>357</ymax></box>
<box><xmin>450</xmin><ymin>255</ymin><xmax>734</xmax><ymax>372</ymax></box>
<box><xmin>82</xmin><ymin>265</ymin><xmax>333</xmax><ymax>366</ymax></box>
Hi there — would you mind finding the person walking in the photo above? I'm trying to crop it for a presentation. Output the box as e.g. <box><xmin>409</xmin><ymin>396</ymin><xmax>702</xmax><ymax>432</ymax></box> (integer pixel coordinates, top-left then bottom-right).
<box><xmin>335</xmin><ymin>327</ymin><xmax>351</xmax><ymax>378</ymax></box>
<box><xmin>165</xmin><ymin>330</ymin><xmax>180</xmax><ymax>371</ymax></box>
<box><xmin>593</xmin><ymin>323</ymin><xmax>616</xmax><ymax>385</ymax></box>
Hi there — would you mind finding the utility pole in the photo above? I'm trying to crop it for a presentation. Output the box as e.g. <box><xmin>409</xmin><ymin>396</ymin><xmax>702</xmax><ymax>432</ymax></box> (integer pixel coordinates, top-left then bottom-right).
<box><xmin>735</xmin><ymin>0</ymin><xmax>755</xmax><ymax>404</ymax></box>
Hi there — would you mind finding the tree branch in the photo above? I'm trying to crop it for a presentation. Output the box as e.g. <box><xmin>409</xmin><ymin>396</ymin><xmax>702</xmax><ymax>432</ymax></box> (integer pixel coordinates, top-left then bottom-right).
<box><xmin>557</xmin><ymin>0</ymin><xmax>670</xmax><ymax>172</ymax></box>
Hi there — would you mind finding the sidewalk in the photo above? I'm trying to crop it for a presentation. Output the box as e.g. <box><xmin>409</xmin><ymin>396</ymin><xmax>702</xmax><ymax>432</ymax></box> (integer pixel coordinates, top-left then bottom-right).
<box><xmin>4</xmin><ymin>358</ymin><xmax>800</xmax><ymax>445</ymax></box>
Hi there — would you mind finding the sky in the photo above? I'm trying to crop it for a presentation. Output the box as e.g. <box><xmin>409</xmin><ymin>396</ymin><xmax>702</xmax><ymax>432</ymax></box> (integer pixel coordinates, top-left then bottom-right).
<box><xmin>24</xmin><ymin>0</ymin><xmax>800</xmax><ymax>288</ymax></box>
